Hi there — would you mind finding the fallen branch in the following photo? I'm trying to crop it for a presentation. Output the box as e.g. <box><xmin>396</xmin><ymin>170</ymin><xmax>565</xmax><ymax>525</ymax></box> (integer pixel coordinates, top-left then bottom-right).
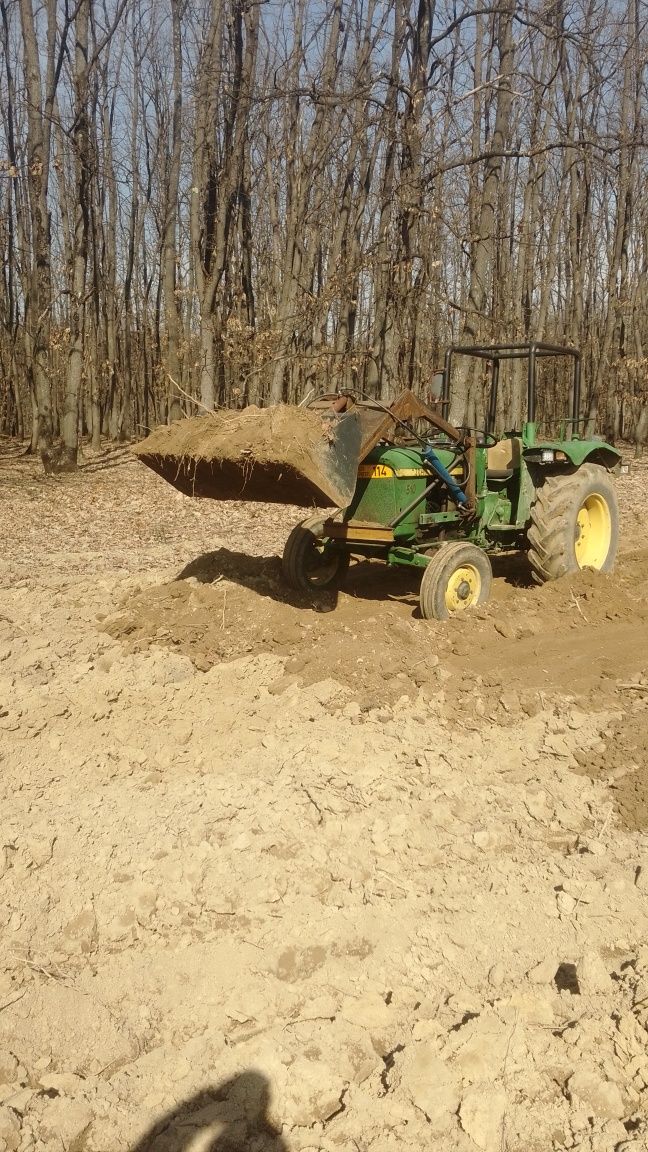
<box><xmin>167</xmin><ymin>374</ymin><xmax>220</xmax><ymax>416</ymax></box>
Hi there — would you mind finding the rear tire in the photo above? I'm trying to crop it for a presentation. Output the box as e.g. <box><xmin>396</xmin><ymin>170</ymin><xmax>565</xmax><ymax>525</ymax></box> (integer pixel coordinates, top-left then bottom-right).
<box><xmin>282</xmin><ymin>515</ymin><xmax>350</xmax><ymax>592</ymax></box>
<box><xmin>527</xmin><ymin>463</ymin><xmax>619</xmax><ymax>582</ymax></box>
<box><xmin>419</xmin><ymin>542</ymin><xmax>492</xmax><ymax>621</ymax></box>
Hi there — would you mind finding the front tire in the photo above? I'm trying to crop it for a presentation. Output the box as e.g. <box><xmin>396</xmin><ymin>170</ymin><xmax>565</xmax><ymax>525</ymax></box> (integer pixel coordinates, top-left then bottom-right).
<box><xmin>419</xmin><ymin>542</ymin><xmax>493</xmax><ymax>621</ymax></box>
<box><xmin>527</xmin><ymin>463</ymin><xmax>619</xmax><ymax>582</ymax></box>
<box><xmin>282</xmin><ymin>515</ymin><xmax>350</xmax><ymax>592</ymax></box>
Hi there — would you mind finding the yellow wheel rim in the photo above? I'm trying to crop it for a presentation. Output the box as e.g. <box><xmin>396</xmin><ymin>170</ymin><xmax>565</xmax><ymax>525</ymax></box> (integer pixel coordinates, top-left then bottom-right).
<box><xmin>574</xmin><ymin>493</ymin><xmax>612</xmax><ymax>569</ymax></box>
<box><xmin>444</xmin><ymin>564</ymin><xmax>481</xmax><ymax>613</ymax></box>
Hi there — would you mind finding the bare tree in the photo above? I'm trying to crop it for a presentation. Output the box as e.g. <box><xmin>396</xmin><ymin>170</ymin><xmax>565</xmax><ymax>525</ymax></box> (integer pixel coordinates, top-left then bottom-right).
<box><xmin>191</xmin><ymin>0</ymin><xmax>260</xmax><ymax>409</ymax></box>
<box><xmin>162</xmin><ymin>0</ymin><xmax>185</xmax><ymax>422</ymax></box>
<box><xmin>18</xmin><ymin>0</ymin><xmax>59</xmax><ymax>467</ymax></box>
<box><xmin>60</xmin><ymin>0</ymin><xmax>91</xmax><ymax>469</ymax></box>
<box><xmin>450</xmin><ymin>1</ymin><xmax>515</xmax><ymax>426</ymax></box>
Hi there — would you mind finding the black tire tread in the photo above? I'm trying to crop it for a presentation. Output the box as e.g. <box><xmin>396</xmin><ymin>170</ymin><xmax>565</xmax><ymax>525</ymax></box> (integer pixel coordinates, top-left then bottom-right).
<box><xmin>527</xmin><ymin>463</ymin><xmax>619</xmax><ymax>583</ymax></box>
<box><xmin>282</xmin><ymin>515</ymin><xmax>349</xmax><ymax>592</ymax></box>
<box><xmin>419</xmin><ymin>541</ymin><xmax>493</xmax><ymax>621</ymax></box>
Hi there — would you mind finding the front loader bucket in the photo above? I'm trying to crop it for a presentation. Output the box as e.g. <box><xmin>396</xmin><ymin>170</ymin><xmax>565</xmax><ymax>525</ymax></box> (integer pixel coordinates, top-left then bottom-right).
<box><xmin>133</xmin><ymin>404</ymin><xmax>362</xmax><ymax>509</ymax></box>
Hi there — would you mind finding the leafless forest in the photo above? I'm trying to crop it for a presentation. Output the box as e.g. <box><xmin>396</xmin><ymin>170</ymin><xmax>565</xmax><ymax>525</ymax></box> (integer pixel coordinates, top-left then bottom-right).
<box><xmin>1</xmin><ymin>0</ymin><xmax>647</xmax><ymax>469</ymax></box>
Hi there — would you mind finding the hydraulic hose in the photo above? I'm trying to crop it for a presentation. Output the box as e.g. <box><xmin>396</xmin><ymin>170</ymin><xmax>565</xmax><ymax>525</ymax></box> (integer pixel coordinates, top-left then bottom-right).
<box><xmin>421</xmin><ymin>445</ymin><xmax>469</xmax><ymax>508</ymax></box>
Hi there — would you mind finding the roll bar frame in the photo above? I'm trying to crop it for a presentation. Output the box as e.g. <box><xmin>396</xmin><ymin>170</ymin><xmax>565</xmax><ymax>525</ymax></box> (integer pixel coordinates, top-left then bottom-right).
<box><xmin>441</xmin><ymin>342</ymin><xmax>581</xmax><ymax>434</ymax></box>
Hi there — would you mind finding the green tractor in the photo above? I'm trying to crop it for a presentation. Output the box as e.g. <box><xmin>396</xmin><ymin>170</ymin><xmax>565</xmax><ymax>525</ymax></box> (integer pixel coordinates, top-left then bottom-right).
<box><xmin>282</xmin><ymin>343</ymin><xmax>624</xmax><ymax>619</ymax></box>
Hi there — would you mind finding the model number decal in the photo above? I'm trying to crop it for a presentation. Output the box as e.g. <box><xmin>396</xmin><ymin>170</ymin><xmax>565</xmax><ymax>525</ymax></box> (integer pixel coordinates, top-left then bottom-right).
<box><xmin>358</xmin><ymin>464</ymin><xmax>394</xmax><ymax>478</ymax></box>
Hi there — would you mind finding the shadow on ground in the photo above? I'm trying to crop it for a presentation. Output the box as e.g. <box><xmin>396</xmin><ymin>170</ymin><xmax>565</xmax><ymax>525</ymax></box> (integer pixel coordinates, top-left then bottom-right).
<box><xmin>77</xmin><ymin>446</ymin><xmax>134</xmax><ymax>473</ymax></box>
<box><xmin>176</xmin><ymin>545</ymin><xmax>535</xmax><ymax>612</ymax></box>
<box><xmin>176</xmin><ymin>548</ymin><xmax>422</xmax><ymax>611</ymax></box>
<box><xmin>490</xmin><ymin>550</ymin><xmax>536</xmax><ymax>588</ymax></box>
<box><xmin>129</xmin><ymin>1072</ymin><xmax>288</xmax><ymax>1152</ymax></box>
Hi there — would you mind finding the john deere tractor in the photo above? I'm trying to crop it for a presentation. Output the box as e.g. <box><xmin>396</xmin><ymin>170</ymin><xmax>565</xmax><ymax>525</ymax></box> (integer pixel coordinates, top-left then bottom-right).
<box><xmin>135</xmin><ymin>341</ymin><xmax>624</xmax><ymax>621</ymax></box>
<box><xmin>281</xmin><ymin>343</ymin><xmax>623</xmax><ymax>619</ymax></box>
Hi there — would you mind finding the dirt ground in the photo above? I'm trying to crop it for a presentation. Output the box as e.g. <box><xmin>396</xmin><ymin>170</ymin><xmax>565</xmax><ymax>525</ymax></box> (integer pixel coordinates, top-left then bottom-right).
<box><xmin>1</xmin><ymin>441</ymin><xmax>648</xmax><ymax>1152</ymax></box>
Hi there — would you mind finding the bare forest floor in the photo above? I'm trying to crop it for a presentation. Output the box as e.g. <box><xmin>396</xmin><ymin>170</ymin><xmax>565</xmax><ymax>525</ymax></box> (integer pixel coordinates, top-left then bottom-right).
<box><xmin>1</xmin><ymin>439</ymin><xmax>648</xmax><ymax>1152</ymax></box>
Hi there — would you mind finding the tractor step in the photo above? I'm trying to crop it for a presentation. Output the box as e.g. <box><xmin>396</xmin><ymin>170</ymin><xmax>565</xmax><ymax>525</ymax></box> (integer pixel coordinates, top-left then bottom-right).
<box><xmin>324</xmin><ymin>519</ymin><xmax>395</xmax><ymax>544</ymax></box>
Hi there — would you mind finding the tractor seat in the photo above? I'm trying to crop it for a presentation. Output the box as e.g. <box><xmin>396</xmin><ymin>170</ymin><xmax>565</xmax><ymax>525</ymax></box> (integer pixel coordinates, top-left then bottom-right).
<box><xmin>486</xmin><ymin>436</ymin><xmax>521</xmax><ymax>479</ymax></box>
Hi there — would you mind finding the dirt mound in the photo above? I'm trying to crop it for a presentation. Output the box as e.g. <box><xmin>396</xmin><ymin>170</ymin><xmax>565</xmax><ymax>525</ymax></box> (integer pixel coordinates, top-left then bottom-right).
<box><xmin>135</xmin><ymin>405</ymin><xmax>331</xmax><ymax>463</ymax></box>
<box><xmin>103</xmin><ymin>542</ymin><xmax>648</xmax><ymax>833</ymax></box>
<box><xmin>527</xmin><ymin>558</ymin><xmax>648</xmax><ymax>617</ymax></box>
<box><xmin>104</xmin><ymin>547</ymin><xmax>648</xmax><ymax>712</ymax></box>
<box><xmin>133</xmin><ymin>404</ymin><xmax>361</xmax><ymax>508</ymax></box>
<box><xmin>103</xmin><ymin>553</ymin><xmax>437</xmax><ymax>710</ymax></box>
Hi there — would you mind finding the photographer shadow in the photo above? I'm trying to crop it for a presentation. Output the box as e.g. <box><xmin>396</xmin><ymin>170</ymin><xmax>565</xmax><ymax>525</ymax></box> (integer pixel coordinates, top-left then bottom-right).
<box><xmin>130</xmin><ymin>1071</ymin><xmax>288</xmax><ymax>1151</ymax></box>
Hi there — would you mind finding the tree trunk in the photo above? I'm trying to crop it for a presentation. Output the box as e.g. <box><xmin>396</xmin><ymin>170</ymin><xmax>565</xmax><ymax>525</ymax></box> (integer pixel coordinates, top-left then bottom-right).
<box><xmin>61</xmin><ymin>0</ymin><xmax>91</xmax><ymax>470</ymax></box>
<box><xmin>18</xmin><ymin>0</ymin><xmax>56</xmax><ymax>468</ymax></box>
<box><xmin>450</xmin><ymin>2</ymin><xmax>515</xmax><ymax>425</ymax></box>
<box><xmin>164</xmin><ymin>0</ymin><xmax>184</xmax><ymax>422</ymax></box>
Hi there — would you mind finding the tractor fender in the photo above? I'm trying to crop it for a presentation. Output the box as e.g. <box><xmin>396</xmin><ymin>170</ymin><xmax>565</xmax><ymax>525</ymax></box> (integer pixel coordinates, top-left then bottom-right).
<box><xmin>523</xmin><ymin>441</ymin><xmax>622</xmax><ymax>472</ymax></box>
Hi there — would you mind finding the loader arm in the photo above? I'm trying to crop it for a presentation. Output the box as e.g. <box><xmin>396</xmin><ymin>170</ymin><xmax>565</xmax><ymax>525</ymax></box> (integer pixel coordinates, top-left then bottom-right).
<box><xmin>340</xmin><ymin>392</ymin><xmax>476</xmax><ymax>510</ymax></box>
<box><xmin>308</xmin><ymin>390</ymin><xmax>464</xmax><ymax>460</ymax></box>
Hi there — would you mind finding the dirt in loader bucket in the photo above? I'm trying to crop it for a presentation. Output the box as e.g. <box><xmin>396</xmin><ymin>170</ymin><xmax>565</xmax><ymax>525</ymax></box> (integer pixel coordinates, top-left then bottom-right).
<box><xmin>133</xmin><ymin>403</ymin><xmax>362</xmax><ymax>508</ymax></box>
